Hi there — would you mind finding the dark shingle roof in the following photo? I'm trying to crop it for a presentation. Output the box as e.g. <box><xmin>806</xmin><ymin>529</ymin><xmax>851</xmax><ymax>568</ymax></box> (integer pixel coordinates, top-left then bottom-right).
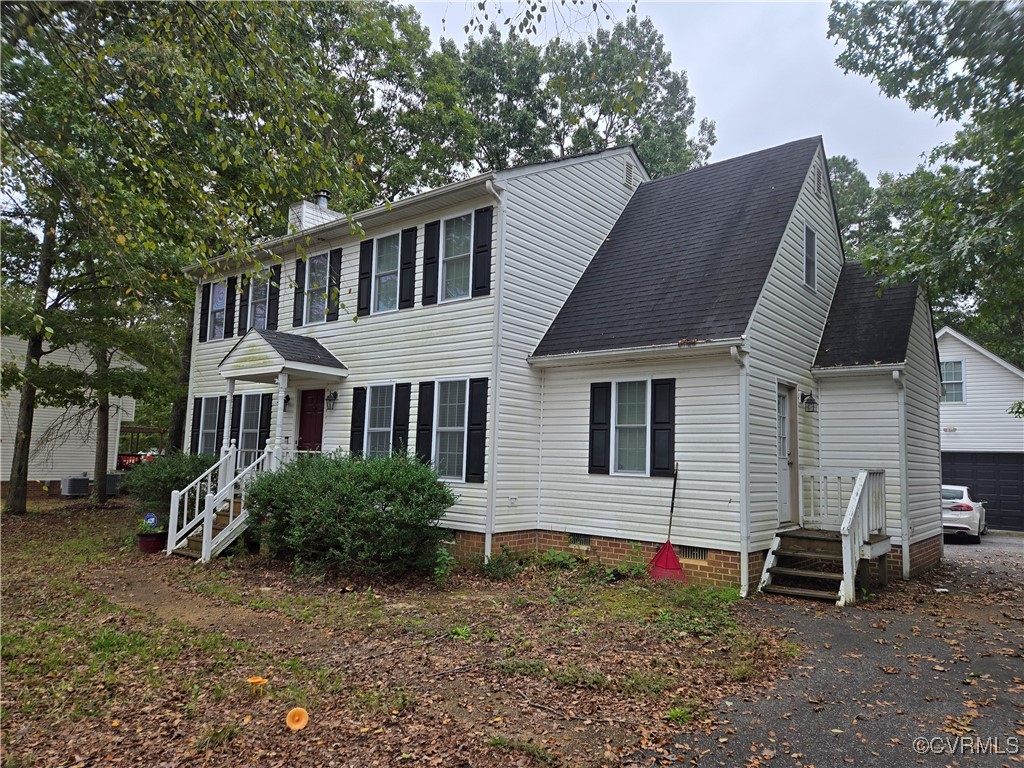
<box><xmin>533</xmin><ymin>137</ymin><xmax>822</xmax><ymax>357</ymax></box>
<box><xmin>814</xmin><ymin>262</ymin><xmax>919</xmax><ymax>368</ymax></box>
<box><xmin>256</xmin><ymin>329</ymin><xmax>346</xmax><ymax>369</ymax></box>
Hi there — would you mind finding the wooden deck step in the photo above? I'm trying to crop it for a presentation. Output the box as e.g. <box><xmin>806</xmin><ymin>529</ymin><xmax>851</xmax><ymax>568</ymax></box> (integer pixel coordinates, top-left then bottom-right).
<box><xmin>762</xmin><ymin>584</ymin><xmax>839</xmax><ymax>601</ymax></box>
<box><xmin>170</xmin><ymin>547</ymin><xmax>201</xmax><ymax>559</ymax></box>
<box><xmin>774</xmin><ymin>548</ymin><xmax>844</xmax><ymax>562</ymax></box>
<box><xmin>768</xmin><ymin>566</ymin><xmax>844</xmax><ymax>581</ymax></box>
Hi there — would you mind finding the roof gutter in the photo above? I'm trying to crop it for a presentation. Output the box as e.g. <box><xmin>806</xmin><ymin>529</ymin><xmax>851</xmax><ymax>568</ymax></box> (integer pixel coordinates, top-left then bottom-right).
<box><xmin>528</xmin><ymin>338</ymin><xmax>744</xmax><ymax>368</ymax></box>
<box><xmin>812</xmin><ymin>362</ymin><xmax>905</xmax><ymax>379</ymax></box>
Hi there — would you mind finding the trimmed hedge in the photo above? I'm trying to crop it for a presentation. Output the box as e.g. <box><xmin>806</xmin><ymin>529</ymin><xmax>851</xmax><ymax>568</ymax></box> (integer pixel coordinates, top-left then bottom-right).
<box><xmin>245</xmin><ymin>452</ymin><xmax>457</xmax><ymax>576</ymax></box>
<box><xmin>121</xmin><ymin>452</ymin><xmax>218</xmax><ymax>519</ymax></box>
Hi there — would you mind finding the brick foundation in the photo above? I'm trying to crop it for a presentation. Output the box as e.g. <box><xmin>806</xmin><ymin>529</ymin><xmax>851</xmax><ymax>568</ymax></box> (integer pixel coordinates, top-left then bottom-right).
<box><xmin>450</xmin><ymin>529</ymin><xmax>750</xmax><ymax>588</ymax></box>
<box><xmin>0</xmin><ymin>480</ymin><xmax>63</xmax><ymax>500</ymax></box>
<box><xmin>890</xmin><ymin>534</ymin><xmax>943</xmax><ymax>578</ymax></box>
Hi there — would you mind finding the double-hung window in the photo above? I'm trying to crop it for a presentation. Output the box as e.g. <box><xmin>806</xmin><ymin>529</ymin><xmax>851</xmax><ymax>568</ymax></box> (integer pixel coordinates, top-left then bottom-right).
<box><xmin>940</xmin><ymin>361</ymin><xmax>964</xmax><ymax>403</ymax></box>
<box><xmin>434</xmin><ymin>379</ymin><xmax>468</xmax><ymax>479</ymax></box>
<box><xmin>373</xmin><ymin>234</ymin><xmax>400</xmax><ymax>313</ymax></box>
<box><xmin>248</xmin><ymin>271</ymin><xmax>271</xmax><ymax>330</ymax></box>
<box><xmin>441</xmin><ymin>214</ymin><xmax>472</xmax><ymax>301</ymax></box>
<box><xmin>305</xmin><ymin>253</ymin><xmax>330</xmax><ymax>324</ymax></box>
<box><xmin>237</xmin><ymin>394</ymin><xmax>263</xmax><ymax>466</ymax></box>
<box><xmin>208</xmin><ymin>281</ymin><xmax>228</xmax><ymax>340</ymax></box>
<box><xmin>199</xmin><ymin>397</ymin><xmax>220</xmax><ymax>455</ymax></box>
<box><xmin>804</xmin><ymin>226</ymin><xmax>817</xmax><ymax>289</ymax></box>
<box><xmin>365</xmin><ymin>384</ymin><xmax>395</xmax><ymax>458</ymax></box>
<box><xmin>613</xmin><ymin>381</ymin><xmax>649</xmax><ymax>474</ymax></box>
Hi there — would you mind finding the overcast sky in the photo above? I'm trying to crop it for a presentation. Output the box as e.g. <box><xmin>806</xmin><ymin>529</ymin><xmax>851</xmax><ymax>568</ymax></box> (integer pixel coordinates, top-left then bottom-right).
<box><xmin>411</xmin><ymin>1</ymin><xmax>959</xmax><ymax>182</ymax></box>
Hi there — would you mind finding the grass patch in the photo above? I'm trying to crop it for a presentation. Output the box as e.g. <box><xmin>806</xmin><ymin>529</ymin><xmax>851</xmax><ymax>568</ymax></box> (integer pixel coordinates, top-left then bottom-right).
<box><xmin>351</xmin><ymin>684</ymin><xmax>416</xmax><ymax>715</ymax></box>
<box><xmin>489</xmin><ymin>735</ymin><xmax>560</xmax><ymax>766</ymax></box>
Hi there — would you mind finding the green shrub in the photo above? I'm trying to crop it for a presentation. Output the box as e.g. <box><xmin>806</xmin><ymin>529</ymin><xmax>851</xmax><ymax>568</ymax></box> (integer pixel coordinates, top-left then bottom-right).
<box><xmin>245</xmin><ymin>452</ymin><xmax>457</xmax><ymax>577</ymax></box>
<box><xmin>478</xmin><ymin>546</ymin><xmax>526</xmax><ymax>580</ymax></box>
<box><xmin>121</xmin><ymin>452</ymin><xmax>218</xmax><ymax>520</ymax></box>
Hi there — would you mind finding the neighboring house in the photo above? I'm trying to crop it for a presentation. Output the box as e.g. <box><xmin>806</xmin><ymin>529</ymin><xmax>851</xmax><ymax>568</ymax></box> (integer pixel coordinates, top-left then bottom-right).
<box><xmin>935</xmin><ymin>326</ymin><xmax>1024</xmax><ymax>532</ymax></box>
<box><xmin>177</xmin><ymin>137</ymin><xmax>942</xmax><ymax>601</ymax></box>
<box><xmin>1</xmin><ymin>335</ymin><xmax>136</xmax><ymax>496</ymax></box>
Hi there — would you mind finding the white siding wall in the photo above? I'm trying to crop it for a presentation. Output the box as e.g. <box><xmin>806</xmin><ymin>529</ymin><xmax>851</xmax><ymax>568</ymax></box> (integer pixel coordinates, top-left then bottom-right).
<box><xmin>1</xmin><ymin>336</ymin><xmax>132</xmax><ymax>481</ymax></box>
<box><xmin>185</xmin><ymin>196</ymin><xmax>499</xmax><ymax>532</ymax></box>
<box><xmin>538</xmin><ymin>355</ymin><xmax>742</xmax><ymax>548</ymax></box>
<box><xmin>904</xmin><ymin>296</ymin><xmax>943</xmax><ymax>543</ymax></box>
<box><xmin>817</xmin><ymin>375</ymin><xmax>904</xmax><ymax>542</ymax></box>
<box><xmin>743</xmin><ymin>147</ymin><xmax>844</xmax><ymax>549</ymax></box>
<box><xmin>495</xmin><ymin>150</ymin><xmax>641</xmax><ymax>531</ymax></box>
<box><xmin>937</xmin><ymin>333</ymin><xmax>1024</xmax><ymax>453</ymax></box>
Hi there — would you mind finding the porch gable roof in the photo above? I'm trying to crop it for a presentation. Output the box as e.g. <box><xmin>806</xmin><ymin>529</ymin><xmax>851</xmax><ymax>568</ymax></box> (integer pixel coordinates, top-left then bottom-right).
<box><xmin>218</xmin><ymin>329</ymin><xmax>348</xmax><ymax>384</ymax></box>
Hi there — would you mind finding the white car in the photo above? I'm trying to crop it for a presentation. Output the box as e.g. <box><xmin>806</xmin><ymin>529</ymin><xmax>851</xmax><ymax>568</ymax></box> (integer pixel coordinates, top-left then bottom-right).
<box><xmin>941</xmin><ymin>485</ymin><xmax>988</xmax><ymax>543</ymax></box>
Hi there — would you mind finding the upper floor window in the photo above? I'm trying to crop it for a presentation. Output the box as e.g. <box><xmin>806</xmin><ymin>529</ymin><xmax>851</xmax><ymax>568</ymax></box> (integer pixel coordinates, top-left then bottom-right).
<box><xmin>940</xmin><ymin>360</ymin><xmax>964</xmax><ymax>402</ymax></box>
<box><xmin>804</xmin><ymin>226</ymin><xmax>816</xmax><ymax>290</ymax></box>
<box><xmin>208</xmin><ymin>280</ymin><xmax>228</xmax><ymax>340</ymax></box>
<box><xmin>305</xmin><ymin>252</ymin><xmax>329</xmax><ymax>324</ymax></box>
<box><xmin>373</xmin><ymin>234</ymin><xmax>400</xmax><ymax>314</ymax></box>
<box><xmin>365</xmin><ymin>384</ymin><xmax>395</xmax><ymax>458</ymax></box>
<box><xmin>442</xmin><ymin>214</ymin><xmax>472</xmax><ymax>301</ymax></box>
<box><xmin>248</xmin><ymin>271</ymin><xmax>271</xmax><ymax>330</ymax></box>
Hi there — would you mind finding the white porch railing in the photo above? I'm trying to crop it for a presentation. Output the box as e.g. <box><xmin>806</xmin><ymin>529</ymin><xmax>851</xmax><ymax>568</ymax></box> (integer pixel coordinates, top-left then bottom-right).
<box><xmin>167</xmin><ymin>447</ymin><xmax>235</xmax><ymax>555</ymax></box>
<box><xmin>838</xmin><ymin>469</ymin><xmax>886</xmax><ymax>605</ymax></box>
<box><xmin>199</xmin><ymin>443</ymin><xmax>273</xmax><ymax>562</ymax></box>
<box><xmin>800</xmin><ymin>467</ymin><xmax>882</xmax><ymax>531</ymax></box>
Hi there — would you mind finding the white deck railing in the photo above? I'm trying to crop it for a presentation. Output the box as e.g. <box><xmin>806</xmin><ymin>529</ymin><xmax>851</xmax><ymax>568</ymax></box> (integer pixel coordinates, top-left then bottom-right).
<box><xmin>838</xmin><ymin>469</ymin><xmax>886</xmax><ymax>605</ymax></box>
<box><xmin>199</xmin><ymin>443</ymin><xmax>273</xmax><ymax>562</ymax></box>
<box><xmin>167</xmin><ymin>447</ymin><xmax>234</xmax><ymax>554</ymax></box>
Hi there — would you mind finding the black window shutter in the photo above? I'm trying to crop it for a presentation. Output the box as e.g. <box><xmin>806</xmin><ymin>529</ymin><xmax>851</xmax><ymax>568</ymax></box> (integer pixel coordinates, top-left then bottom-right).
<box><xmin>350</xmin><ymin>387</ymin><xmax>367</xmax><ymax>454</ymax></box>
<box><xmin>392</xmin><ymin>383</ymin><xmax>411</xmax><ymax>453</ymax></box>
<box><xmin>472</xmin><ymin>206</ymin><xmax>493</xmax><ymax>297</ymax></box>
<box><xmin>588</xmin><ymin>383</ymin><xmax>612</xmax><ymax>474</ymax></box>
<box><xmin>199</xmin><ymin>283</ymin><xmax>211</xmax><ymax>343</ymax></box>
<box><xmin>190</xmin><ymin>398</ymin><xmax>202</xmax><ymax>453</ymax></box>
<box><xmin>224</xmin><ymin>276</ymin><xmax>237</xmax><ymax>339</ymax></box>
<box><xmin>416</xmin><ymin>382</ymin><xmax>435</xmax><ymax>463</ymax></box>
<box><xmin>267</xmin><ymin>265</ymin><xmax>281</xmax><ymax>331</ymax></box>
<box><xmin>466</xmin><ymin>378</ymin><xmax>488</xmax><ymax>483</ymax></box>
<box><xmin>237</xmin><ymin>276</ymin><xmax>250</xmax><ymax>336</ymax></box>
<box><xmin>650</xmin><ymin>378</ymin><xmax>675</xmax><ymax>477</ymax></box>
<box><xmin>357</xmin><ymin>240</ymin><xmax>373</xmax><ymax>317</ymax></box>
<box><xmin>230</xmin><ymin>394</ymin><xmax>242</xmax><ymax>444</ymax></box>
<box><xmin>421</xmin><ymin>220</ymin><xmax>440</xmax><ymax>306</ymax></box>
<box><xmin>326</xmin><ymin>247</ymin><xmax>343</xmax><ymax>321</ymax></box>
<box><xmin>292</xmin><ymin>259</ymin><xmax>305</xmax><ymax>327</ymax></box>
<box><xmin>258</xmin><ymin>393</ymin><xmax>273</xmax><ymax>453</ymax></box>
<box><xmin>214</xmin><ymin>395</ymin><xmax>227</xmax><ymax>452</ymax></box>
<box><xmin>398</xmin><ymin>227</ymin><xmax>417</xmax><ymax>310</ymax></box>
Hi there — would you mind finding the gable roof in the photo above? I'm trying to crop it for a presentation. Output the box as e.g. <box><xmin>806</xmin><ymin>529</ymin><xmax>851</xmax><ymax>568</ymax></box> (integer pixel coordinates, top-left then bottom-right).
<box><xmin>218</xmin><ymin>328</ymin><xmax>348</xmax><ymax>385</ymax></box>
<box><xmin>252</xmin><ymin>329</ymin><xmax>347</xmax><ymax>369</ymax></box>
<box><xmin>813</xmin><ymin>262</ymin><xmax>919</xmax><ymax>369</ymax></box>
<box><xmin>935</xmin><ymin>326</ymin><xmax>1024</xmax><ymax>379</ymax></box>
<box><xmin>533</xmin><ymin>137</ymin><xmax>822</xmax><ymax>358</ymax></box>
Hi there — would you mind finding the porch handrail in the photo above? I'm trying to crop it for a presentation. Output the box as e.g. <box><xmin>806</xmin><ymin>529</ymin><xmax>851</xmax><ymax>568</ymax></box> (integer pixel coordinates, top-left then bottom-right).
<box><xmin>200</xmin><ymin>442</ymin><xmax>273</xmax><ymax>561</ymax></box>
<box><xmin>167</xmin><ymin>447</ymin><xmax>234</xmax><ymax>554</ymax></box>
<box><xmin>837</xmin><ymin>469</ymin><xmax>886</xmax><ymax>605</ymax></box>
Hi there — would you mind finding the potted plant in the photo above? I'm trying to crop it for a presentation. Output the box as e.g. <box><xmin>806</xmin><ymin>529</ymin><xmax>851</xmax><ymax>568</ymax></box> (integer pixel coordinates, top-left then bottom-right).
<box><xmin>136</xmin><ymin>514</ymin><xmax>167</xmax><ymax>554</ymax></box>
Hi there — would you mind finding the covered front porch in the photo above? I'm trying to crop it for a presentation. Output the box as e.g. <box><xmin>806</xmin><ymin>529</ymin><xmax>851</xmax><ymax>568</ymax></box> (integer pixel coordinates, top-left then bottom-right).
<box><xmin>168</xmin><ymin>329</ymin><xmax>348</xmax><ymax>561</ymax></box>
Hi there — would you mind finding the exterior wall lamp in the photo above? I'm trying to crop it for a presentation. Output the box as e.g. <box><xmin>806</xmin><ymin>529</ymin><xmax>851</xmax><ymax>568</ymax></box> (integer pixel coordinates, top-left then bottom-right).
<box><xmin>800</xmin><ymin>391</ymin><xmax>818</xmax><ymax>413</ymax></box>
<box><xmin>325</xmin><ymin>390</ymin><xmax>339</xmax><ymax>411</ymax></box>
<box><xmin>283</xmin><ymin>394</ymin><xmax>291</xmax><ymax>412</ymax></box>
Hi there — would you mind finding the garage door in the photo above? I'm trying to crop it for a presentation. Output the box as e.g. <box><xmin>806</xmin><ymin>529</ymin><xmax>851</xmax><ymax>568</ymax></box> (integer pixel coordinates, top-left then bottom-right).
<box><xmin>942</xmin><ymin>452</ymin><xmax>1023</xmax><ymax>532</ymax></box>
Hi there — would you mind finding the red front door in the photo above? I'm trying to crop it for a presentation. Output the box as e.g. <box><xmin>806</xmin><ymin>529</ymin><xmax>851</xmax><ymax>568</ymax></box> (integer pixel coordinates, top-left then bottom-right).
<box><xmin>298</xmin><ymin>389</ymin><xmax>325</xmax><ymax>451</ymax></box>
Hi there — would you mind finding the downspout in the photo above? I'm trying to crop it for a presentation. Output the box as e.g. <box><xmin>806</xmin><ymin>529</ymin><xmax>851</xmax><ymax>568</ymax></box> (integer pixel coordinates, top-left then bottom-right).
<box><xmin>894</xmin><ymin>370</ymin><xmax>911</xmax><ymax>580</ymax></box>
<box><xmin>484</xmin><ymin>180</ymin><xmax>505</xmax><ymax>560</ymax></box>
<box><xmin>731</xmin><ymin>344</ymin><xmax>751</xmax><ymax>597</ymax></box>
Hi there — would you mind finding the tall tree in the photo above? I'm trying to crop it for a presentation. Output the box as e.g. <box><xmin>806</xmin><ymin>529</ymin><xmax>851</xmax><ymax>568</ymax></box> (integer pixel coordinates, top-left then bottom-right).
<box><xmin>828</xmin><ymin>0</ymin><xmax>1024</xmax><ymax>368</ymax></box>
<box><xmin>827</xmin><ymin>155</ymin><xmax>874</xmax><ymax>254</ymax></box>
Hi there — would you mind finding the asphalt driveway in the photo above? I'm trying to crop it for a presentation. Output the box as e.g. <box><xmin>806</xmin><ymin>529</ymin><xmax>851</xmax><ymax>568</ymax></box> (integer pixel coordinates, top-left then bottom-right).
<box><xmin>632</xmin><ymin>534</ymin><xmax>1024</xmax><ymax>767</ymax></box>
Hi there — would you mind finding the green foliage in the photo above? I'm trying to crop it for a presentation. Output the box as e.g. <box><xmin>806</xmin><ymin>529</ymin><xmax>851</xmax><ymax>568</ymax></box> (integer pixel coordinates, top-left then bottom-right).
<box><xmin>827</xmin><ymin>155</ymin><xmax>875</xmax><ymax>252</ymax></box>
<box><xmin>536</xmin><ymin>548</ymin><xmax>582</xmax><ymax>571</ymax></box>
<box><xmin>828</xmin><ymin>1</ymin><xmax>1024</xmax><ymax>369</ymax></box>
<box><xmin>245</xmin><ymin>453</ymin><xmax>457</xmax><ymax>577</ymax></box>
<box><xmin>653</xmin><ymin>585</ymin><xmax>740</xmax><ymax>639</ymax></box>
<box><xmin>432</xmin><ymin>544</ymin><xmax>459</xmax><ymax>586</ymax></box>
<box><xmin>489</xmin><ymin>736</ymin><xmax>559</xmax><ymax>766</ymax></box>
<box><xmin>479</xmin><ymin>545</ymin><xmax>527</xmax><ymax>580</ymax></box>
<box><xmin>120</xmin><ymin>453</ymin><xmax>217</xmax><ymax>519</ymax></box>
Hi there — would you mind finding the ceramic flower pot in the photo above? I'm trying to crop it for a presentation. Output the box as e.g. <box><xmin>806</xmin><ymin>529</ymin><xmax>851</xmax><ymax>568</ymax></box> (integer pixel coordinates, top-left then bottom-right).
<box><xmin>136</xmin><ymin>531</ymin><xmax>167</xmax><ymax>554</ymax></box>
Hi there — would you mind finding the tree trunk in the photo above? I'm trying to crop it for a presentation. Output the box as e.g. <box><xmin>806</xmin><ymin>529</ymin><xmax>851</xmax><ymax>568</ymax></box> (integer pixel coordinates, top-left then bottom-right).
<box><xmin>166</xmin><ymin>311</ymin><xmax>194</xmax><ymax>453</ymax></box>
<box><xmin>4</xmin><ymin>211</ymin><xmax>57</xmax><ymax>514</ymax></box>
<box><xmin>92</xmin><ymin>351</ymin><xmax>110</xmax><ymax>503</ymax></box>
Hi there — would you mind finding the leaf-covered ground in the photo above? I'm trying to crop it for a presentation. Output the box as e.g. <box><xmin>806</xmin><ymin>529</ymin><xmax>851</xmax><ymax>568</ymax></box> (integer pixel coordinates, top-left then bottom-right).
<box><xmin>1</xmin><ymin>499</ymin><xmax>798</xmax><ymax>767</ymax></box>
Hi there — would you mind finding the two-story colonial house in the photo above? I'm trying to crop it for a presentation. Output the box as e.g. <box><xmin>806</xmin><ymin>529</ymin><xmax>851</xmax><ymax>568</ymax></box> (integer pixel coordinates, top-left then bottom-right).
<box><xmin>176</xmin><ymin>138</ymin><xmax>943</xmax><ymax>604</ymax></box>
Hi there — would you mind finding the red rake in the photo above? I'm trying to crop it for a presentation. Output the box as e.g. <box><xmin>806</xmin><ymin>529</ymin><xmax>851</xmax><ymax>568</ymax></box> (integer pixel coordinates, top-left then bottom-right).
<box><xmin>648</xmin><ymin>463</ymin><xmax>687</xmax><ymax>582</ymax></box>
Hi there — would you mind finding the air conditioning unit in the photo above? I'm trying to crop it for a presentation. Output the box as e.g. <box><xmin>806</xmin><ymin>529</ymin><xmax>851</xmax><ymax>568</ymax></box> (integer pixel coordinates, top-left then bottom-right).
<box><xmin>61</xmin><ymin>476</ymin><xmax>90</xmax><ymax>497</ymax></box>
<box><xmin>106</xmin><ymin>473</ymin><xmax>122</xmax><ymax>497</ymax></box>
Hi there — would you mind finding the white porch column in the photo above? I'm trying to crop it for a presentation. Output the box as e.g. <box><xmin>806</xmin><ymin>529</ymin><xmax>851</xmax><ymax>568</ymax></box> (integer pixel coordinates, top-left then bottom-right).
<box><xmin>273</xmin><ymin>372</ymin><xmax>289</xmax><ymax>469</ymax></box>
<box><xmin>218</xmin><ymin>378</ymin><xmax>237</xmax><ymax>489</ymax></box>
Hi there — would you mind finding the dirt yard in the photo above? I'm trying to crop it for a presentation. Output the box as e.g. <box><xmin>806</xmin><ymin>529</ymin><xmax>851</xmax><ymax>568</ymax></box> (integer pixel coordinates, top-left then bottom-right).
<box><xmin>1</xmin><ymin>499</ymin><xmax>798</xmax><ymax>767</ymax></box>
